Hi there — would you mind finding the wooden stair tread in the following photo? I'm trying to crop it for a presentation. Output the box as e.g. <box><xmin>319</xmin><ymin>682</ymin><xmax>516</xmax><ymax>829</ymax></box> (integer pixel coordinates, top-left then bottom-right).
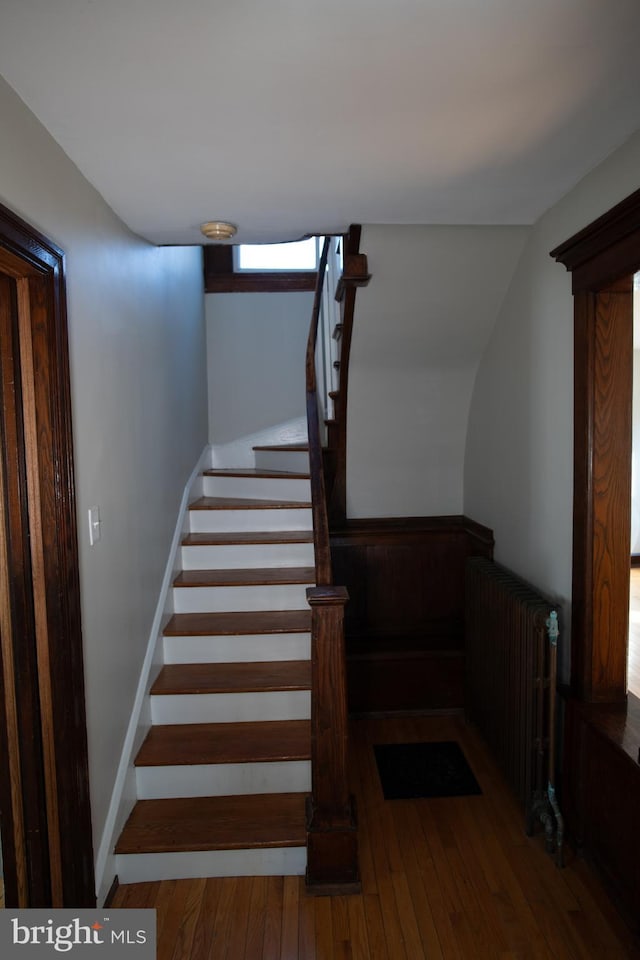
<box><xmin>173</xmin><ymin>567</ymin><xmax>315</xmax><ymax>587</ymax></box>
<box><xmin>182</xmin><ymin>530</ymin><xmax>314</xmax><ymax>546</ymax></box>
<box><xmin>190</xmin><ymin>496</ymin><xmax>311</xmax><ymax>510</ymax></box>
<box><xmin>163</xmin><ymin>609</ymin><xmax>311</xmax><ymax>636</ymax></box>
<box><xmin>115</xmin><ymin>793</ymin><xmax>307</xmax><ymax>854</ymax></box>
<box><xmin>252</xmin><ymin>444</ymin><xmax>309</xmax><ymax>452</ymax></box>
<box><xmin>151</xmin><ymin>661</ymin><xmax>311</xmax><ymax>695</ymax></box>
<box><xmin>135</xmin><ymin>719</ymin><xmax>311</xmax><ymax>767</ymax></box>
<box><xmin>203</xmin><ymin>467</ymin><xmax>310</xmax><ymax>480</ymax></box>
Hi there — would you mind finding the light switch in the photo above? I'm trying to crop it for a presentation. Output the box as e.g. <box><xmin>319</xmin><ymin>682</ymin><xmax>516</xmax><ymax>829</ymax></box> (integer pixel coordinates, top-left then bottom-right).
<box><xmin>88</xmin><ymin>506</ymin><xmax>101</xmax><ymax>546</ymax></box>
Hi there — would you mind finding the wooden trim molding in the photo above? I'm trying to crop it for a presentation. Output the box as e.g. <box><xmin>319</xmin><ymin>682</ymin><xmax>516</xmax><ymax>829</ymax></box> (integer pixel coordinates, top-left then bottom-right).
<box><xmin>552</xmin><ymin>188</ymin><xmax>640</xmax><ymax>939</ymax></box>
<box><xmin>0</xmin><ymin>202</ymin><xmax>94</xmax><ymax>906</ymax></box>
<box><xmin>552</xmin><ymin>190</ymin><xmax>640</xmax><ymax>704</ymax></box>
<box><xmin>550</xmin><ymin>187</ymin><xmax>640</xmax><ymax>292</ymax></box>
<box><xmin>330</xmin><ymin>514</ymin><xmax>494</xmax><ymax>544</ymax></box>
<box><xmin>203</xmin><ymin>244</ymin><xmax>317</xmax><ymax>293</ymax></box>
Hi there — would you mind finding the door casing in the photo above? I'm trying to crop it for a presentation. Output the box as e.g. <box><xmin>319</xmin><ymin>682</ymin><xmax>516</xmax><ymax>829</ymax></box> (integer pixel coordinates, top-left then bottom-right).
<box><xmin>0</xmin><ymin>202</ymin><xmax>94</xmax><ymax>907</ymax></box>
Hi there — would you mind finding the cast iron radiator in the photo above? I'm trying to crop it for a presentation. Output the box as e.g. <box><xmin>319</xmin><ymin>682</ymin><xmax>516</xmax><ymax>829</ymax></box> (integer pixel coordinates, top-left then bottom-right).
<box><xmin>465</xmin><ymin>557</ymin><xmax>564</xmax><ymax>864</ymax></box>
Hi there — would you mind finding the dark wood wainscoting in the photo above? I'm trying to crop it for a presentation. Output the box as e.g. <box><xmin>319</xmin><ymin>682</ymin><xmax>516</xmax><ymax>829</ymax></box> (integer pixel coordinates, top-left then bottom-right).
<box><xmin>562</xmin><ymin>692</ymin><xmax>640</xmax><ymax>931</ymax></box>
<box><xmin>330</xmin><ymin>517</ymin><xmax>494</xmax><ymax>713</ymax></box>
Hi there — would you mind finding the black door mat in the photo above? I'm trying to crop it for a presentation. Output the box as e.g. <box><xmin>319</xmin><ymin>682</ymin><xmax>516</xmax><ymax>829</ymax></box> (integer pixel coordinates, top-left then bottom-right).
<box><xmin>373</xmin><ymin>740</ymin><xmax>482</xmax><ymax>800</ymax></box>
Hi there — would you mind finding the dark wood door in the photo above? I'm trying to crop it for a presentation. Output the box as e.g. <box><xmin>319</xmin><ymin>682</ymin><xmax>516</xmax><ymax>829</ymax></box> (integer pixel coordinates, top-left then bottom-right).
<box><xmin>0</xmin><ymin>205</ymin><xmax>94</xmax><ymax>907</ymax></box>
<box><xmin>0</xmin><ymin>270</ymin><xmax>52</xmax><ymax>905</ymax></box>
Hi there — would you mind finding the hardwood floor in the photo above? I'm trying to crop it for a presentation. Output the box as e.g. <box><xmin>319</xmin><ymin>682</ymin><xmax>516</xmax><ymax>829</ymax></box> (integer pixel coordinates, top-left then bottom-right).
<box><xmin>629</xmin><ymin>569</ymin><xmax>640</xmax><ymax>699</ymax></box>
<box><xmin>111</xmin><ymin>714</ymin><xmax>639</xmax><ymax>958</ymax></box>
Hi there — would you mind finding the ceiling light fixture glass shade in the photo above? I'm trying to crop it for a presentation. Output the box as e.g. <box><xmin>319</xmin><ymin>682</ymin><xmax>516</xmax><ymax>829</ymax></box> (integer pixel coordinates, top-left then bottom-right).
<box><xmin>200</xmin><ymin>221</ymin><xmax>237</xmax><ymax>241</ymax></box>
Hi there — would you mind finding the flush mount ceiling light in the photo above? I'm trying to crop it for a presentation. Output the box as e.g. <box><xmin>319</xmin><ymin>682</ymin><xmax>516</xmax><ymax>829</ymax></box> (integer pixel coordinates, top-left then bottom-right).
<box><xmin>200</xmin><ymin>220</ymin><xmax>237</xmax><ymax>241</ymax></box>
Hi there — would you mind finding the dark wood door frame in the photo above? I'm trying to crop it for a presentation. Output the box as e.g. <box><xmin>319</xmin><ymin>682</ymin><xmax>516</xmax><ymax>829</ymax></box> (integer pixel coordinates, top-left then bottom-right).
<box><xmin>551</xmin><ymin>188</ymin><xmax>640</xmax><ymax>703</ymax></box>
<box><xmin>0</xmin><ymin>202</ymin><xmax>94</xmax><ymax>906</ymax></box>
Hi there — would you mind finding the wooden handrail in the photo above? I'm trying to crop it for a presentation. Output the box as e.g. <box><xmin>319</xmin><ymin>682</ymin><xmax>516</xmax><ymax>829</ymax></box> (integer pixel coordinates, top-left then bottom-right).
<box><xmin>305</xmin><ymin>236</ymin><xmax>332</xmax><ymax>585</ymax></box>
<box><xmin>304</xmin><ymin>236</ymin><xmax>360</xmax><ymax>894</ymax></box>
<box><xmin>325</xmin><ymin>226</ymin><xmax>371</xmax><ymax>527</ymax></box>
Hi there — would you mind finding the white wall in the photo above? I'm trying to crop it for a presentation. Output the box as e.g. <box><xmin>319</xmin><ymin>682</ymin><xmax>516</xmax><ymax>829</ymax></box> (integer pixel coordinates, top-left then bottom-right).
<box><xmin>347</xmin><ymin>225</ymin><xmax>529</xmax><ymax>517</ymax></box>
<box><xmin>0</xmin><ymin>77</ymin><xmax>207</xmax><ymax>878</ymax></box>
<box><xmin>206</xmin><ymin>291</ymin><xmax>312</xmax><ymax>446</ymax></box>
<box><xmin>464</xmin><ymin>128</ymin><xmax>640</xmax><ymax>679</ymax></box>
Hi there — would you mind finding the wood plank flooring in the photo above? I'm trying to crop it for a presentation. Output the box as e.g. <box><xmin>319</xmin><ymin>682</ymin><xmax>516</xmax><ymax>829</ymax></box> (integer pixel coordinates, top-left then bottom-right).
<box><xmin>110</xmin><ymin>714</ymin><xmax>640</xmax><ymax>958</ymax></box>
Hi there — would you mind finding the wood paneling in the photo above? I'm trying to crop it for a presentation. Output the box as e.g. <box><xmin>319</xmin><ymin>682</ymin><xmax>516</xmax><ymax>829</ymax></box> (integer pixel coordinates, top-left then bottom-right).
<box><xmin>330</xmin><ymin>516</ymin><xmax>494</xmax><ymax>712</ymax></box>
<box><xmin>112</xmin><ymin>713</ymin><xmax>640</xmax><ymax>957</ymax></box>
<box><xmin>563</xmin><ymin>694</ymin><xmax>640</xmax><ymax>931</ymax></box>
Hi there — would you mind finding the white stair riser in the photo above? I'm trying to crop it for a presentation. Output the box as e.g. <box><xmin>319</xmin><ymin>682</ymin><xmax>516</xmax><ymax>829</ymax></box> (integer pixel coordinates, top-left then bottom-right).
<box><xmin>181</xmin><ymin>541</ymin><xmax>314</xmax><ymax>570</ymax></box>
<box><xmin>172</xmin><ymin>583</ymin><xmax>311</xmax><ymax>614</ymax></box>
<box><xmin>115</xmin><ymin>846</ymin><xmax>306</xmax><ymax>884</ymax></box>
<box><xmin>203</xmin><ymin>475</ymin><xmax>311</xmax><ymax>501</ymax></box>
<box><xmin>163</xmin><ymin>632</ymin><xmax>311</xmax><ymax>664</ymax></box>
<box><xmin>136</xmin><ymin>760</ymin><xmax>311</xmax><ymax>799</ymax></box>
<box><xmin>253</xmin><ymin>450</ymin><xmax>309</xmax><ymax>473</ymax></box>
<box><xmin>190</xmin><ymin>508</ymin><xmax>312</xmax><ymax>533</ymax></box>
<box><xmin>150</xmin><ymin>690</ymin><xmax>311</xmax><ymax>725</ymax></box>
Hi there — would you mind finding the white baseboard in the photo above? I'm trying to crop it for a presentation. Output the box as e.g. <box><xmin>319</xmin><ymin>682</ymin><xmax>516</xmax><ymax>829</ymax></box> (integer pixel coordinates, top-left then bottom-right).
<box><xmin>94</xmin><ymin>446</ymin><xmax>210</xmax><ymax>906</ymax></box>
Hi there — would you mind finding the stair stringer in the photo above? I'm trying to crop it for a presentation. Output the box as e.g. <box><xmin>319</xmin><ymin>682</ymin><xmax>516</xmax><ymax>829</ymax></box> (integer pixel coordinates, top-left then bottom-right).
<box><xmin>94</xmin><ymin>446</ymin><xmax>210</xmax><ymax>906</ymax></box>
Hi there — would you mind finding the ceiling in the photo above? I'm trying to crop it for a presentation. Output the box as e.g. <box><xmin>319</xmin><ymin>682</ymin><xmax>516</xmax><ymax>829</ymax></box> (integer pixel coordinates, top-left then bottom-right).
<box><xmin>1</xmin><ymin>0</ymin><xmax>639</xmax><ymax>246</ymax></box>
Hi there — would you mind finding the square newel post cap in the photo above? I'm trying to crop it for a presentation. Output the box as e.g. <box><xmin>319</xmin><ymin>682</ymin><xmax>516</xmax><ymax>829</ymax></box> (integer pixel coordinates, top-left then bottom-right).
<box><xmin>306</xmin><ymin>585</ymin><xmax>349</xmax><ymax>606</ymax></box>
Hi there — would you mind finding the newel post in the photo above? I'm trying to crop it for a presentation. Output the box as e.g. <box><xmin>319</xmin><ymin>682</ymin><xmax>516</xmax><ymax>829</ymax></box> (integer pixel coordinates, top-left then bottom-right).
<box><xmin>305</xmin><ymin>585</ymin><xmax>360</xmax><ymax>894</ymax></box>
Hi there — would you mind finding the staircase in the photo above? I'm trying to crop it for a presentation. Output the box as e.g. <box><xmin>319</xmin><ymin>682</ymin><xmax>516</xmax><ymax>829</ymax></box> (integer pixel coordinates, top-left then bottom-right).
<box><xmin>115</xmin><ymin>445</ymin><xmax>316</xmax><ymax>884</ymax></box>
